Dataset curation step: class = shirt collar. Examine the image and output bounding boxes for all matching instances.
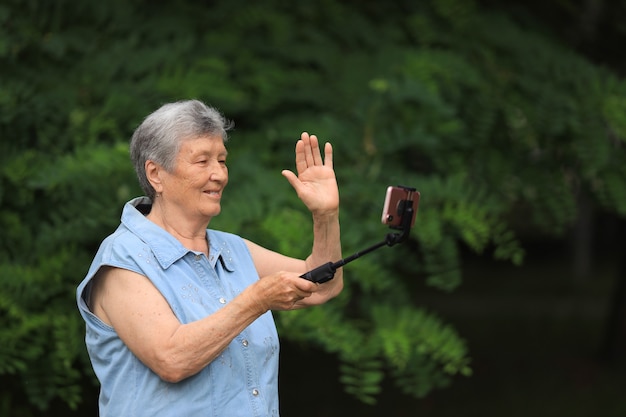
[207,231,236,272]
[122,197,235,271]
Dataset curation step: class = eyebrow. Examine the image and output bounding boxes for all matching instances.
[190,147,228,157]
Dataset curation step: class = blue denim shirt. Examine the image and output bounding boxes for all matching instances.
[77,197,280,417]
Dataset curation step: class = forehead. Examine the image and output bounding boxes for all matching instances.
[178,135,227,155]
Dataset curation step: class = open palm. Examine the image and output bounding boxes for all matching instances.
[282,132,339,215]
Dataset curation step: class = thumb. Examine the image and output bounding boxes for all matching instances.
[281,170,301,191]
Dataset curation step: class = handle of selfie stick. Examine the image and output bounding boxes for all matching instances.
[300,262,337,284]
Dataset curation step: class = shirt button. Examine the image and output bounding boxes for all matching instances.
[252,389,259,396]
[219,297,226,304]
[194,254,201,261]
[242,339,249,347]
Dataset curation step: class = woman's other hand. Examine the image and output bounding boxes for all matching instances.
[248,271,320,311]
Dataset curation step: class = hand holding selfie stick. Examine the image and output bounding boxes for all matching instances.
[301,186,419,284]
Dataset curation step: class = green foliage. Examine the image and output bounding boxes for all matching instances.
[1,0,625,412]
[0,250,86,411]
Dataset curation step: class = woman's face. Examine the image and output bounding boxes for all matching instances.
[159,135,228,221]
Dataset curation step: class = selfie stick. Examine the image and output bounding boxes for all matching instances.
[300,189,416,284]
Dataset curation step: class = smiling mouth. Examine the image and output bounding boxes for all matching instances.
[205,190,221,197]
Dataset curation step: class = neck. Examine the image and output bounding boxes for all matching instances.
[147,201,210,255]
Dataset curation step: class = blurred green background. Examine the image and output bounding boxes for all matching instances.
[1,0,625,415]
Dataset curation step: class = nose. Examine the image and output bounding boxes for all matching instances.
[209,162,228,182]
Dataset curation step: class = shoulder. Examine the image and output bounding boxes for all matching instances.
[208,229,249,252]
[81,225,154,289]
[99,227,149,264]
[207,228,242,241]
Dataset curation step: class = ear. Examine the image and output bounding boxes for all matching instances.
[145,160,164,194]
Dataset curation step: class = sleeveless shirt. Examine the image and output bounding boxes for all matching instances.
[76,197,280,417]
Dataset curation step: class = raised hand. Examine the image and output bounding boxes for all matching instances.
[281,132,339,216]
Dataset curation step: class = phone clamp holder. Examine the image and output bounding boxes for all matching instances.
[300,186,417,284]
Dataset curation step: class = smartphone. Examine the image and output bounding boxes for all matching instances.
[381,186,420,228]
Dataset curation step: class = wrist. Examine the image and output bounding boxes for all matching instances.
[311,208,339,223]
[241,284,270,316]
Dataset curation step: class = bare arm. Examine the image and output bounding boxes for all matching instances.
[89,265,319,382]
[247,132,343,306]
[245,233,342,307]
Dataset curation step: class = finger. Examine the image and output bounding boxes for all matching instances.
[281,169,301,192]
[309,135,323,166]
[301,132,315,167]
[293,139,308,174]
[324,142,333,169]
[294,291,311,301]
[294,278,319,293]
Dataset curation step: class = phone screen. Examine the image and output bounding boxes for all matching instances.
[381,186,420,228]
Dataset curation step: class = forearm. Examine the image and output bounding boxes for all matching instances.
[304,210,343,300]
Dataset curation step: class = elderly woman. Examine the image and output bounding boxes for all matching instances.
[76,99,343,417]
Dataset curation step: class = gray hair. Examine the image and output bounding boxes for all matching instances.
[130,99,233,200]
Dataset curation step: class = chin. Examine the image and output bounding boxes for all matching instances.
[203,205,221,218]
